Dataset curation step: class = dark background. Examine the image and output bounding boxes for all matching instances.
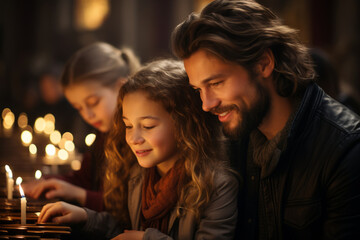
[0,0,359,119]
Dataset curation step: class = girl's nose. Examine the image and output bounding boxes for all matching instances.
[128,129,145,145]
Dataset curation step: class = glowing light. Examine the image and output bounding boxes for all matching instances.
[64,141,75,152]
[58,149,69,161]
[5,165,11,175]
[29,144,37,155]
[3,112,15,129]
[35,170,42,180]
[45,144,56,156]
[19,184,25,197]
[62,132,74,141]
[44,120,55,134]
[16,177,23,185]
[58,138,67,149]
[44,113,55,123]
[71,159,81,171]
[85,133,96,146]
[17,113,28,128]
[34,117,46,133]
[75,0,109,30]
[50,130,62,145]
[21,130,33,145]
[2,108,11,119]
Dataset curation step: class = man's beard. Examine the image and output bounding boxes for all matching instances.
[213,81,270,139]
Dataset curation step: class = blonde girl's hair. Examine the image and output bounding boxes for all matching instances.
[104,59,227,222]
[61,42,141,88]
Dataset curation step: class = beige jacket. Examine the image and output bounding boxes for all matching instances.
[83,164,239,240]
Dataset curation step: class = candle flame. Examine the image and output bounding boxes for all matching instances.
[5,165,13,178]
[19,184,25,197]
[16,177,23,185]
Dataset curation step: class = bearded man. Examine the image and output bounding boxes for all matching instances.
[172,0,360,239]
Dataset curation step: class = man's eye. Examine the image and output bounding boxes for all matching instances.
[210,81,222,87]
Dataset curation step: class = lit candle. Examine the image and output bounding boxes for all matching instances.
[5,165,14,199]
[19,184,27,225]
[16,177,23,185]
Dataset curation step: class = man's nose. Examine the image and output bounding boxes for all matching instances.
[201,90,220,112]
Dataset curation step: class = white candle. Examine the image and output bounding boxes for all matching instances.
[19,184,27,225]
[5,165,14,200]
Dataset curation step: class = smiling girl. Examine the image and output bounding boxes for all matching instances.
[38,59,238,240]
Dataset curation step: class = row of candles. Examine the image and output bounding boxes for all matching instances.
[4,165,39,225]
[1,107,96,226]
[1,108,97,170]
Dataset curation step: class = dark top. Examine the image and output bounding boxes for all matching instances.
[48,132,105,211]
[231,83,360,239]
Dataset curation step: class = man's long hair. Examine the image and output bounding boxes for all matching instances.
[172,0,315,97]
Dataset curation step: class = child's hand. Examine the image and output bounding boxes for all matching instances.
[111,230,145,240]
[38,201,87,224]
[23,179,86,206]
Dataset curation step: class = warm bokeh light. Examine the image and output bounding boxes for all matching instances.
[34,117,46,133]
[2,108,11,119]
[85,133,96,146]
[50,130,62,145]
[58,138,66,149]
[45,144,56,156]
[64,140,75,152]
[29,144,37,155]
[44,120,55,134]
[75,0,109,30]
[3,111,15,129]
[35,170,42,180]
[17,113,28,128]
[16,177,23,185]
[71,159,82,171]
[44,113,55,123]
[58,149,69,161]
[21,130,33,145]
[62,132,74,141]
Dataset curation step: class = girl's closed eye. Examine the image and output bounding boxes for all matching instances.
[86,96,100,107]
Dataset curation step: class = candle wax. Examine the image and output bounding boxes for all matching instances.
[7,178,14,200]
[21,196,27,225]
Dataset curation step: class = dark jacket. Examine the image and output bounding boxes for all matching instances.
[233,83,360,239]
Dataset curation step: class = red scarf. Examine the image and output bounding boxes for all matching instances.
[141,161,185,233]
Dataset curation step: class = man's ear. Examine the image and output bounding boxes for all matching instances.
[257,49,275,78]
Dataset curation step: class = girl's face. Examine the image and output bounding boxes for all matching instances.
[122,91,179,176]
[64,80,119,133]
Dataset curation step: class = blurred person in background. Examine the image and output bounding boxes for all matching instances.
[23,42,141,211]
